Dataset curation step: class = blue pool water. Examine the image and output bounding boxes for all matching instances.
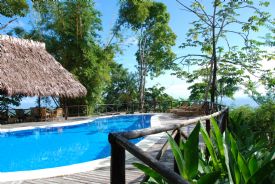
[0,115,151,172]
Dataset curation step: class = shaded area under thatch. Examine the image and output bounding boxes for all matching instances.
[0,35,87,98]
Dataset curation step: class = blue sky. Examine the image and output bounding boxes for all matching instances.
[1,0,274,108]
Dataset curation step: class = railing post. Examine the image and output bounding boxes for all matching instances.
[224,108,229,131]
[65,106,68,120]
[205,102,211,135]
[174,129,181,174]
[109,134,125,184]
[78,105,80,117]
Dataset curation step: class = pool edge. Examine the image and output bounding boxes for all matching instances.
[0,113,164,182]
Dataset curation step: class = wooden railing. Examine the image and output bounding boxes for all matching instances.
[65,105,89,117]
[0,105,89,123]
[108,102,228,184]
[95,100,217,114]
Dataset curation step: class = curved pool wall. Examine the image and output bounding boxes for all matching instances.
[0,114,152,172]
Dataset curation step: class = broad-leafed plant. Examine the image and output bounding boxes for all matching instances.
[133,118,274,183]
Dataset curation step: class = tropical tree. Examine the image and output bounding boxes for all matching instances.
[11,1,116,110]
[174,0,273,105]
[103,63,138,104]
[245,20,275,104]
[0,0,29,109]
[0,92,23,111]
[0,0,28,31]
[145,84,174,111]
[117,0,176,111]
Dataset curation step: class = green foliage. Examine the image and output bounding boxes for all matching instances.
[118,0,176,110]
[134,118,275,183]
[103,63,138,104]
[229,102,274,154]
[144,85,174,112]
[245,70,275,105]
[0,0,29,30]
[174,0,272,102]
[118,0,153,29]
[224,130,275,184]
[0,94,23,110]
[188,83,208,101]
[0,0,28,18]
[13,1,116,109]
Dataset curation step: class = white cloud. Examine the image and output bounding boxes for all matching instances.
[165,84,190,99]
[146,71,190,99]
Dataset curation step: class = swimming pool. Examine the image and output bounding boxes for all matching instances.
[0,114,151,172]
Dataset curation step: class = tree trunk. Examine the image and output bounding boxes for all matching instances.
[138,30,147,113]
[210,2,218,108]
[204,58,213,102]
[139,70,145,112]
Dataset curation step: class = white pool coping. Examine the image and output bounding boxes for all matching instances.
[0,114,165,182]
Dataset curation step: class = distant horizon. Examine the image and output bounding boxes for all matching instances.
[13,95,258,110]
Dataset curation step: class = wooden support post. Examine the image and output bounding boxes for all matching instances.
[174,129,181,174]
[109,135,125,184]
[224,109,229,131]
[206,119,211,135]
[38,97,41,121]
[77,105,80,116]
[64,98,68,120]
[65,106,68,120]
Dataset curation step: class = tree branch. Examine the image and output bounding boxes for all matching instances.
[194,0,213,24]
[0,18,17,30]
[223,30,247,40]
[176,0,212,27]
[173,54,211,62]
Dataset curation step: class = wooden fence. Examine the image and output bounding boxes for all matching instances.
[108,102,229,184]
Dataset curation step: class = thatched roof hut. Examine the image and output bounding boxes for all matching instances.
[0,35,87,98]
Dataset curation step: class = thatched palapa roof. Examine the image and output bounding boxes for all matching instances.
[0,35,87,98]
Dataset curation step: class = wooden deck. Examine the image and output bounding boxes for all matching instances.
[1,114,197,184]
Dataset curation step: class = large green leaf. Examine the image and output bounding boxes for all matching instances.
[246,159,275,184]
[229,133,238,161]
[183,123,200,179]
[210,117,224,159]
[197,172,221,184]
[200,122,219,169]
[167,133,186,179]
[248,157,258,175]
[237,152,251,182]
[133,163,167,184]
[234,164,241,184]
[224,131,235,184]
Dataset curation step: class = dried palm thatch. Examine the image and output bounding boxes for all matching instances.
[0,35,87,98]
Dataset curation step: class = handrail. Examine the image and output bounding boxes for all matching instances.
[95,100,226,114]
[65,105,88,117]
[119,108,227,139]
[108,102,229,184]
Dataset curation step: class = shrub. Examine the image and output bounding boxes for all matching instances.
[134,118,275,184]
